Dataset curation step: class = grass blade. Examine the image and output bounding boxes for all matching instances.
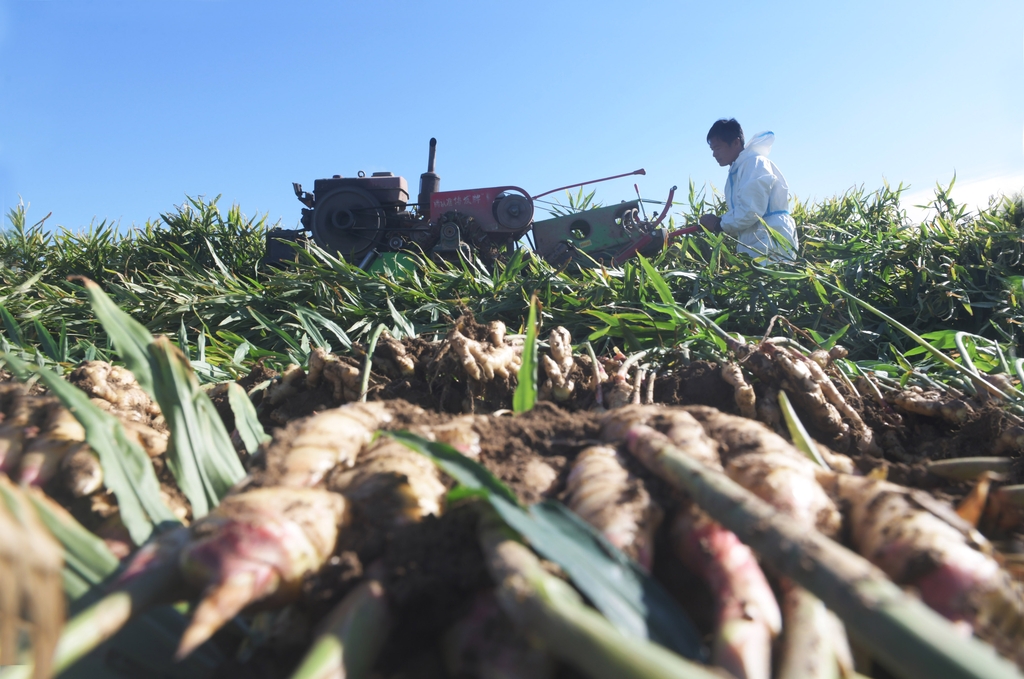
[150,337,245,518]
[294,308,352,352]
[478,508,718,679]
[32,319,60,362]
[77,278,157,396]
[927,457,1013,480]
[819,279,1020,403]
[247,306,302,353]
[0,303,24,346]
[22,487,120,588]
[232,341,251,366]
[387,297,415,339]
[178,318,190,362]
[58,318,69,363]
[528,500,705,658]
[513,293,540,413]
[360,324,386,402]
[227,382,270,455]
[778,390,829,469]
[637,254,675,305]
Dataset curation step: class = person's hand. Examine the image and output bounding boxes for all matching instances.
[699,214,722,233]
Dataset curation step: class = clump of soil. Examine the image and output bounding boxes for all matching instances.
[375,503,491,675]
[856,400,1021,504]
[469,402,602,503]
[654,360,735,412]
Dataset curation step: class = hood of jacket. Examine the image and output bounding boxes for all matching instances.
[733,131,775,167]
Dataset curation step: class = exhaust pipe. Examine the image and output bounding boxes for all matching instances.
[418,137,440,219]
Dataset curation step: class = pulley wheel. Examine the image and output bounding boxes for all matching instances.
[617,207,640,227]
[311,186,385,260]
[492,193,534,231]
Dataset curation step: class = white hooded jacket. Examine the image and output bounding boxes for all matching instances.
[720,131,797,261]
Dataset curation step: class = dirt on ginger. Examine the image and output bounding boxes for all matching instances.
[306,348,363,402]
[374,333,417,377]
[887,388,973,425]
[69,361,161,420]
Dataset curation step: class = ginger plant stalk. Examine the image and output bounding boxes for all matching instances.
[289,576,392,679]
[477,508,721,679]
[776,582,843,679]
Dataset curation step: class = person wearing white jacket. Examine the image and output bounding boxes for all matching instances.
[699,119,798,261]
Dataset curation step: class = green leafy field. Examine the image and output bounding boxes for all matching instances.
[2,181,1022,390]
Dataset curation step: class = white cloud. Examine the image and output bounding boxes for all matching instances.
[901,172,1024,223]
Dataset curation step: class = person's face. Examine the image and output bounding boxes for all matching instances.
[709,136,743,167]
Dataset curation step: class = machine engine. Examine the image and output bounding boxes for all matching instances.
[265,138,676,269]
[267,138,534,268]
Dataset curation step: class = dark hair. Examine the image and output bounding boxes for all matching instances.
[707,118,744,146]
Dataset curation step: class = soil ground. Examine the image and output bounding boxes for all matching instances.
[4,339,1024,678]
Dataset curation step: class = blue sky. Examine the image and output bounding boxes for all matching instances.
[1,1,1022,233]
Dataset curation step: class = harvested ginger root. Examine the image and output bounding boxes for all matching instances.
[720,362,756,419]
[672,504,781,679]
[258,401,392,488]
[541,326,576,402]
[330,435,446,526]
[817,472,1024,668]
[564,444,661,569]
[174,486,347,659]
[450,320,522,382]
